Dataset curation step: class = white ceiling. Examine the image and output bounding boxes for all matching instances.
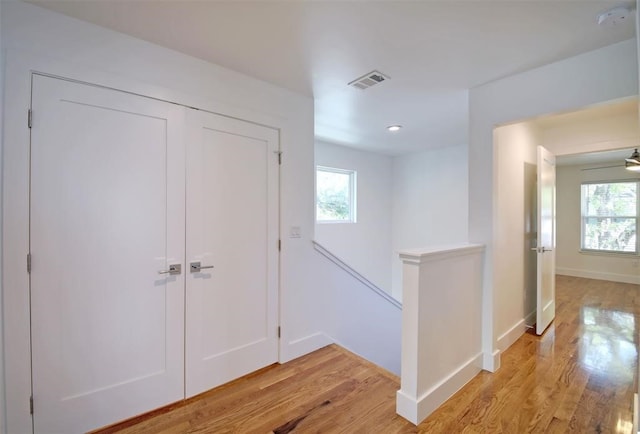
[28,0,636,155]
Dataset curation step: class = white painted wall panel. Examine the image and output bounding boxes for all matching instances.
[493,122,538,350]
[541,109,638,157]
[313,247,402,375]
[391,145,469,298]
[315,141,393,292]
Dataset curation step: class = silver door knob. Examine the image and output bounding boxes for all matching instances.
[190,261,214,273]
[158,264,181,275]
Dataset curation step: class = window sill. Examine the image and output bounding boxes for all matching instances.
[579,249,639,258]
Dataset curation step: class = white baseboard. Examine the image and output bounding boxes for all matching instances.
[497,319,526,352]
[396,352,483,425]
[279,332,333,363]
[482,349,500,372]
[557,267,640,285]
[525,310,536,327]
[327,335,401,376]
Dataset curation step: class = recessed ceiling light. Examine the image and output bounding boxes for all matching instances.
[387,125,402,132]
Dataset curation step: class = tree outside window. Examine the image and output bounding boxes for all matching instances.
[316,166,356,223]
[581,181,638,253]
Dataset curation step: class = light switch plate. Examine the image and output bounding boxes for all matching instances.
[289,226,301,238]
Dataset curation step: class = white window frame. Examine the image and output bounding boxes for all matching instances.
[315,166,357,224]
[580,180,639,255]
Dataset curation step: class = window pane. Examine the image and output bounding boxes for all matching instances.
[583,217,637,252]
[316,169,352,221]
[584,182,637,216]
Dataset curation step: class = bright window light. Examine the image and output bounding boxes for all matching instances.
[316,166,357,223]
[581,181,638,253]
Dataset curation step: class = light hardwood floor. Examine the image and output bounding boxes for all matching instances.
[95,276,639,433]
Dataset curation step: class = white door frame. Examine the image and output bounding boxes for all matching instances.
[2,51,283,434]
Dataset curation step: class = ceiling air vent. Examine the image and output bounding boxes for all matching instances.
[348,70,390,90]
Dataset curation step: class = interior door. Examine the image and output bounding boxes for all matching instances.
[185,109,279,397]
[536,145,556,335]
[30,75,186,433]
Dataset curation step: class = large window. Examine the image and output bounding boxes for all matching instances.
[316,166,356,223]
[581,181,638,253]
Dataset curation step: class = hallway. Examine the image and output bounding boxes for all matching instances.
[422,275,639,433]
[96,276,640,433]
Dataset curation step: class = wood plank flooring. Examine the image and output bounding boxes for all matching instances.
[95,276,640,433]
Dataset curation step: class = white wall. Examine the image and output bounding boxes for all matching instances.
[556,163,640,284]
[391,145,469,298]
[1,2,320,432]
[312,245,401,375]
[493,122,538,351]
[469,38,638,371]
[540,107,638,157]
[315,141,393,291]
[1,4,408,433]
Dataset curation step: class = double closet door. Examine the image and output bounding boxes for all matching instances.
[29,75,279,433]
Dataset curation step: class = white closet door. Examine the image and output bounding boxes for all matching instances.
[30,75,186,433]
[185,109,279,397]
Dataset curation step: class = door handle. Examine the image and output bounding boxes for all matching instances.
[190,261,214,273]
[530,247,553,253]
[158,264,181,275]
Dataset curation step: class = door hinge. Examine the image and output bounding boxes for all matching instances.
[30,396,33,414]
[27,253,31,274]
[278,239,281,251]
[278,326,281,338]
[28,109,33,129]
[278,152,282,165]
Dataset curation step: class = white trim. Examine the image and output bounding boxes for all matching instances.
[279,332,333,364]
[312,241,402,309]
[482,349,501,372]
[578,249,640,258]
[396,353,483,425]
[557,267,640,285]
[398,243,485,264]
[525,309,536,328]
[497,319,526,352]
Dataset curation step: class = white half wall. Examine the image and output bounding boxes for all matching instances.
[469,38,638,372]
[391,145,469,298]
[396,244,484,425]
[556,163,640,284]
[315,141,393,291]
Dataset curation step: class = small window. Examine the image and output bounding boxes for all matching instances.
[581,181,638,253]
[316,166,356,223]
